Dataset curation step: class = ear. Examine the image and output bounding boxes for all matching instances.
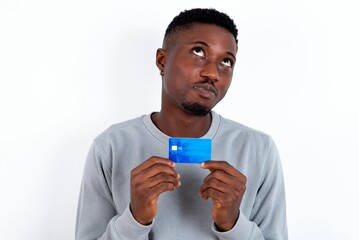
[156,48,166,72]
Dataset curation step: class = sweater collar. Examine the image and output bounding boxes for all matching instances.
[142,111,221,144]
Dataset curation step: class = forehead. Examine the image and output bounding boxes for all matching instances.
[165,23,237,54]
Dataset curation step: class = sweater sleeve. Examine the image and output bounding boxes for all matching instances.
[75,142,153,240]
[213,137,288,240]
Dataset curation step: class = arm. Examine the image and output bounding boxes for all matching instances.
[130,156,181,225]
[76,142,181,240]
[75,142,152,240]
[200,161,246,232]
[201,138,288,240]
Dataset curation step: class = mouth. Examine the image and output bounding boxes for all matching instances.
[192,83,218,99]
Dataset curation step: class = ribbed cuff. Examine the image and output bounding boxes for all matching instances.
[114,205,154,240]
[213,213,254,240]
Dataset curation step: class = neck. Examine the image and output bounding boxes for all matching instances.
[151,110,212,138]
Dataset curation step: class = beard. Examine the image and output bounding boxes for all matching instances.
[181,102,211,116]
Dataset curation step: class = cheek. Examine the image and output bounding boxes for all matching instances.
[219,73,233,88]
[217,76,232,98]
[174,60,200,77]
[162,73,188,97]
[166,63,198,90]
[167,52,202,76]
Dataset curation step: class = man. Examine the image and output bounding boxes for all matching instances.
[76,8,288,240]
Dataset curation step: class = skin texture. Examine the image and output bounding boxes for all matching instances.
[200,161,246,231]
[154,23,237,137]
[130,157,180,225]
[130,23,246,231]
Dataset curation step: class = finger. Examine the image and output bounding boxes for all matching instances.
[146,173,181,189]
[200,187,225,201]
[147,182,180,200]
[201,161,245,179]
[200,176,232,194]
[200,177,244,203]
[131,156,176,176]
[135,163,180,182]
[203,169,245,186]
[131,165,180,192]
[132,174,181,199]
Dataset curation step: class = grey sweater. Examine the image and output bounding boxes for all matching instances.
[76,112,288,239]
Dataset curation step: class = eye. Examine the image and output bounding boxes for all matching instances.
[192,47,205,57]
[222,58,233,68]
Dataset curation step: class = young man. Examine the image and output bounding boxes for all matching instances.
[76,8,288,240]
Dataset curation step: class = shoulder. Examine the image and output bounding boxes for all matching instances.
[93,115,146,150]
[216,114,280,168]
[102,116,144,136]
[215,113,279,160]
[218,114,272,144]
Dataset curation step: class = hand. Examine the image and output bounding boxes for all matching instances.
[200,161,246,231]
[130,156,180,225]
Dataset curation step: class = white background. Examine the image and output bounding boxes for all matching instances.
[1,0,358,239]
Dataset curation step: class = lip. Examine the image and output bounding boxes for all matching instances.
[193,83,218,99]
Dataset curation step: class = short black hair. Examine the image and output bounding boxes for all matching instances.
[164,8,238,44]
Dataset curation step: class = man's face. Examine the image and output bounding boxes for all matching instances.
[157,23,237,116]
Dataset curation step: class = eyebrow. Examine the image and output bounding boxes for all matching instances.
[190,41,236,60]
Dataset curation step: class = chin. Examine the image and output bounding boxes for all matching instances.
[181,102,212,116]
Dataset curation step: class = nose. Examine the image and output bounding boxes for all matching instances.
[199,62,219,83]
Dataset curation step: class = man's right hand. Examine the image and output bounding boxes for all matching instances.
[130,156,181,225]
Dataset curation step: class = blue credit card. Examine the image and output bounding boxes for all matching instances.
[169,138,212,164]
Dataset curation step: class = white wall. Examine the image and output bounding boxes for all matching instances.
[1,0,358,239]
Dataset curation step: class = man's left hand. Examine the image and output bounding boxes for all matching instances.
[200,161,247,232]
